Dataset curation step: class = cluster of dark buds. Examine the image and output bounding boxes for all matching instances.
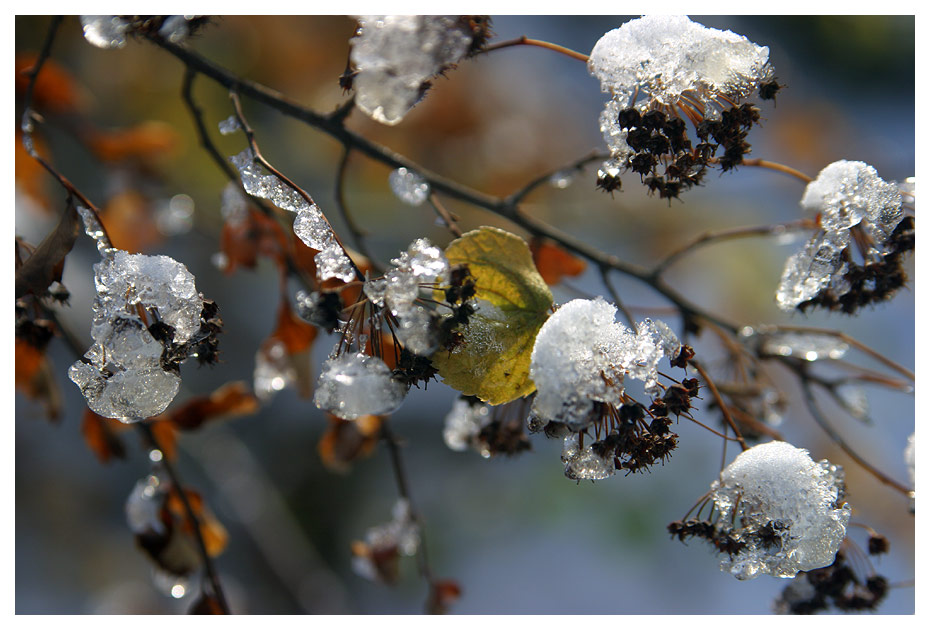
[773,548,890,614]
[667,518,747,556]
[798,215,915,314]
[600,81,775,200]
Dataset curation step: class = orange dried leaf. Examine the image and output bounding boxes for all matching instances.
[166,381,260,431]
[88,121,180,163]
[15,131,52,211]
[221,208,288,275]
[427,579,463,615]
[530,237,587,285]
[167,488,229,558]
[16,54,82,114]
[99,190,161,253]
[15,338,62,421]
[272,298,317,354]
[318,414,383,473]
[81,408,128,463]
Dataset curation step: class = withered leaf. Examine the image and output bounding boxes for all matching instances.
[530,236,587,285]
[318,413,383,473]
[165,381,259,431]
[14,199,80,299]
[81,408,128,463]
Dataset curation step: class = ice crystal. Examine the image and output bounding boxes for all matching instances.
[156,194,194,236]
[350,16,475,125]
[905,433,915,489]
[314,353,406,419]
[758,332,849,361]
[529,298,681,427]
[253,340,295,402]
[81,16,131,49]
[218,115,240,136]
[776,161,905,311]
[68,251,204,421]
[230,149,354,282]
[389,168,430,206]
[443,398,492,453]
[561,433,615,481]
[125,475,167,535]
[549,169,576,189]
[158,15,195,43]
[710,441,850,580]
[835,384,869,422]
[220,182,249,226]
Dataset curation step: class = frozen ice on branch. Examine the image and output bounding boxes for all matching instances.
[230,148,355,283]
[349,16,488,125]
[68,250,207,421]
[314,353,406,420]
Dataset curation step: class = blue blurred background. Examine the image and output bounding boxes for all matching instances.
[15,15,914,614]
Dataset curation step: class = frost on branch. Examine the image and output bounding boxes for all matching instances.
[230,148,354,283]
[588,15,775,197]
[708,441,850,580]
[351,499,420,583]
[349,16,485,125]
[776,160,912,313]
[68,246,208,421]
[443,397,492,453]
[313,353,406,420]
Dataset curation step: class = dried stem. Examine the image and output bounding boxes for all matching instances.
[482,36,590,63]
[380,422,435,584]
[691,360,748,451]
[428,193,463,237]
[651,218,818,278]
[799,379,909,496]
[333,146,381,272]
[738,158,813,183]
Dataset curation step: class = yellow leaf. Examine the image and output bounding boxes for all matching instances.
[433,227,553,404]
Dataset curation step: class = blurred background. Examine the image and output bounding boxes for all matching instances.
[15,15,915,614]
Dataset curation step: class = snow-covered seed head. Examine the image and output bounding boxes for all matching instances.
[588,16,774,196]
[529,297,681,429]
[313,353,406,419]
[776,160,910,312]
[710,441,850,580]
[589,15,773,114]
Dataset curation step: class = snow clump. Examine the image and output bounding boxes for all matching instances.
[314,353,406,419]
[710,441,850,580]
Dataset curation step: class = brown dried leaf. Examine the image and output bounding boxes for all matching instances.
[148,418,179,461]
[189,592,226,614]
[14,199,80,299]
[15,338,62,421]
[15,131,52,212]
[165,382,260,432]
[530,236,587,286]
[272,298,318,355]
[81,408,128,463]
[318,413,383,473]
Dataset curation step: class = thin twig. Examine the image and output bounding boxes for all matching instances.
[691,360,748,451]
[137,422,232,614]
[482,36,590,63]
[427,194,463,237]
[651,218,817,278]
[737,158,813,183]
[333,146,381,271]
[505,150,607,206]
[380,422,434,583]
[598,266,634,329]
[799,379,909,496]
